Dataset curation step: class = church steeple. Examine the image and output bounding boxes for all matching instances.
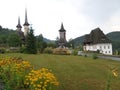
[23,8,29,26]
[58,22,67,47]
[59,22,66,32]
[16,17,22,29]
[23,8,30,36]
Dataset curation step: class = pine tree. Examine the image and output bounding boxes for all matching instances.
[24,27,37,54]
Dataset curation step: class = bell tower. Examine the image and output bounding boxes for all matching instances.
[58,23,67,48]
[23,8,29,36]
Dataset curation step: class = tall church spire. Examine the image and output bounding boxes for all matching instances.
[23,8,29,26]
[23,8,30,36]
[61,22,64,30]
[16,16,22,29]
[59,22,66,32]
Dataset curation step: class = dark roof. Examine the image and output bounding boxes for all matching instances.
[23,9,29,26]
[59,23,66,32]
[23,22,29,26]
[84,28,111,44]
[16,17,22,28]
[16,24,22,28]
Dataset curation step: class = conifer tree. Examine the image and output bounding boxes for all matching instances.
[24,26,37,54]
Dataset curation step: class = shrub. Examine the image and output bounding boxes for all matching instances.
[73,50,78,55]
[0,57,59,90]
[19,46,26,53]
[0,57,33,90]
[92,54,98,59]
[44,47,53,54]
[24,68,59,90]
[0,48,5,54]
[53,48,71,55]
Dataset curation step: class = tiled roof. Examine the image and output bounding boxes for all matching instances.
[59,23,66,32]
[84,28,111,44]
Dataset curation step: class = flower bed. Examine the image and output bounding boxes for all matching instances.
[0,57,59,90]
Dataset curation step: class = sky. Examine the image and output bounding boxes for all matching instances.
[0,0,120,40]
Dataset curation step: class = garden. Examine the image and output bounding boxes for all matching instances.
[0,53,120,90]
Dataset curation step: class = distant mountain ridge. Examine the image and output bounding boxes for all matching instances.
[106,31,120,42]
[43,38,54,43]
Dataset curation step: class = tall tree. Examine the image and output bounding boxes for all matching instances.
[24,27,37,54]
[36,34,47,53]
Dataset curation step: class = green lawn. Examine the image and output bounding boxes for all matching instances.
[1,53,120,90]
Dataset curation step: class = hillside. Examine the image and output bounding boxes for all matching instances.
[0,26,53,45]
[72,35,85,47]
[106,31,120,51]
[106,31,120,42]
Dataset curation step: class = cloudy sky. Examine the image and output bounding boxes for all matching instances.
[0,0,120,40]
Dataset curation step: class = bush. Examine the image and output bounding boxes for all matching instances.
[19,47,26,53]
[92,54,98,59]
[53,48,71,55]
[44,47,53,54]
[0,48,5,54]
[0,57,59,90]
[73,50,78,55]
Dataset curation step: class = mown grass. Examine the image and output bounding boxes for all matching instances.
[1,53,120,90]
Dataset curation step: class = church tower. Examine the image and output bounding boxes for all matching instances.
[16,17,22,31]
[58,23,67,48]
[16,17,25,42]
[23,9,29,36]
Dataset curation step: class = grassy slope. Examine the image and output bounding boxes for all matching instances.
[1,53,120,90]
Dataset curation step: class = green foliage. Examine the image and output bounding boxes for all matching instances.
[2,53,120,90]
[44,47,53,54]
[47,42,56,48]
[72,49,78,55]
[71,35,85,48]
[7,33,21,47]
[67,38,75,49]
[0,56,59,90]
[36,34,47,53]
[24,27,37,54]
[0,26,16,47]
[19,46,26,53]
[92,53,98,59]
[0,57,33,90]
[0,48,5,53]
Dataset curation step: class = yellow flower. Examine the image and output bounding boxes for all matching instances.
[112,69,118,77]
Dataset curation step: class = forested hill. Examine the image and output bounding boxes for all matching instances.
[106,31,120,42]
[0,26,52,46]
[106,31,120,51]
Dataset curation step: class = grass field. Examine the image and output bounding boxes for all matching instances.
[1,53,120,90]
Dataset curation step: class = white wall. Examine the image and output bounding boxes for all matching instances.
[59,32,66,39]
[84,43,113,55]
[24,26,29,36]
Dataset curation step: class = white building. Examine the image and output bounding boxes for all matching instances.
[83,28,113,55]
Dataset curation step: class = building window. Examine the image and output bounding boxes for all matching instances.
[109,51,111,53]
[100,46,102,49]
[105,51,107,53]
[108,46,110,49]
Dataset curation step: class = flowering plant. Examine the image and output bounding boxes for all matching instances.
[0,57,59,90]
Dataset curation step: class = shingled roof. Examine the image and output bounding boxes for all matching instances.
[59,23,66,32]
[84,28,111,44]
